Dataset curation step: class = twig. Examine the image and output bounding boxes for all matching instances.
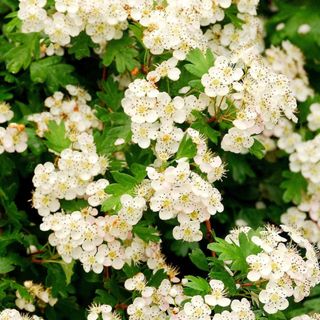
[207,116,216,123]
[103,266,109,280]
[102,66,107,81]
[115,303,128,310]
[205,219,216,257]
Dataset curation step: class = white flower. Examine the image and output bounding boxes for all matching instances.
[147,57,181,82]
[237,0,259,15]
[87,303,113,320]
[131,122,159,149]
[183,295,211,320]
[307,103,320,131]
[298,24,311,35]
[32,162,57,192]
[259,283,289,314]
[3,125,28,153]
[122,93,158,124]
[201,56,243,97]
[155,128,184,160]
[80,249,104,274]
[0,102,14,123]
[118,194,146,225]
[172,221,202,242]
[32,190,60,216]
[127,297,148,319]
[98,241,125,270]
[246,253,272,282]
[0,309,23,320]
[124,273,146,291]
[221,128,254,154]
[204,279,230,307]
[86,179,109,207]
[230,298,255,320]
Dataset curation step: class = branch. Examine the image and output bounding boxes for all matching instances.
[205,219,216,257]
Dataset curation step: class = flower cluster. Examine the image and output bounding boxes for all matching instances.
[147,159,223,241]
[18,0,128,47]
[18,0,260,59]
[125,275,185,319]
[264,41,313,102]
[87,303,120,320]
[11,0,320,319]
[281,207,320,246]
[15,281,57,313]
[205,13,264,57]
[122,78,210,160]
[307,103,320,132]
[292,315,320,320]
[123,272,257,320]
[0,309,43,320]
[28,85,101,142]
[201,53,297,154]
[32,142,108,216]
[261,109,320,247]
[0,102,28,154]
[289,135,320,184]
[32,138,160,272]
[244,225,320,314]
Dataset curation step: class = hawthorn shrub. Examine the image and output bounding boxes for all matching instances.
[0,0,320,319]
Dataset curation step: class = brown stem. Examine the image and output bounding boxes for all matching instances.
[103,266,110,280]
[31,258,44,264]
[102,66,107,81]
[29,250,45,256]
[207,116,216,123]
[205,219,216,257]
[115,303,128,310]
[241,282,254,287]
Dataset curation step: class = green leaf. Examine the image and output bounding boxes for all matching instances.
[0,87,13,100]
[249,139,266,159]
[60,261,75,286]
[184,276,211,296]
[30,56,77,92]
[128,23,145,47]
[185,48,214,78]
[43,121,71,153]
[148,269,167,287]
[133,223,160,242]
[60,199,88,213]
[208,232,261,273]
[45,263,67,297]
[94,289,117,306]
[189,248,209,271]
[280,171,308,204]
[112,172,137,187]
[3,33,40,73]
[97,77,123,111]
[226,153,255,184]
[170,240,199,257]
[102,34,140,73]
[188,79,204,91]
[94,122,131,156]
[122,263,140,278]
[225,5,245,28]
[130,163,147,181]
[176,135,197,160]
[25,128,47,156]
[0,257,15,273]
[208,258,237,295]
[191,111,220,144]
[68,32,96,59]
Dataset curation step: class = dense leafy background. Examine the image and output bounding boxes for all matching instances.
[1,0,320,318]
